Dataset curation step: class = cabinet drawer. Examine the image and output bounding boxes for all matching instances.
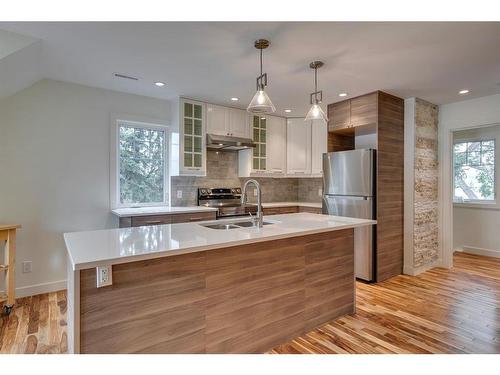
[264,206,299,215]
[131,215,172,227]
[298,206,322,214]
[170,212,216,223]
[350,92,377,127]
[328,100,351,131]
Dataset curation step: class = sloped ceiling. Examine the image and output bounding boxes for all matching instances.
[1,22,500,115]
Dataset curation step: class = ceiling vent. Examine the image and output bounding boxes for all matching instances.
[113,73,139,81]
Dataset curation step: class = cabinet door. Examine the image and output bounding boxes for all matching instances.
[329,100,351,131]
[229,108,250,138]
[350,92,377,127]
[181,99,206,175]
[266,116,286,174]
[251,115,268,172]
[207,104,229,136]
[311,120,327,175]
[286,118,311,175]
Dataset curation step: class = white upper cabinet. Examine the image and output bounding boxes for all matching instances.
[207,104,230,136]
[229,108,250,138]
[266,115,287,174]
[180,98,206,176]
[286,118,312,175]
[207,104,250,138]
[311,120,328,175]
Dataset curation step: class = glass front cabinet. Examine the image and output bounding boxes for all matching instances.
[180,98,206,175]
[251,115,267,172]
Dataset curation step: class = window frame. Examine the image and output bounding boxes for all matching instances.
[110,115,170,209]
[452,137,496,204]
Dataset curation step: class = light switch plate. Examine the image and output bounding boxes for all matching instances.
[96,265,113,288]
[177,190,183,199]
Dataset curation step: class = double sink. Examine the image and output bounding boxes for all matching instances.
[201,219,275,230]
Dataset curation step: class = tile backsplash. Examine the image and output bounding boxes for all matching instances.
[170,151,323,206]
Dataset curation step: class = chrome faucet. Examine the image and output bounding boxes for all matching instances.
[241,179,263,228]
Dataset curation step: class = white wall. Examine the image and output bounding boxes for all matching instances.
[0,79,171,296]
[438,93,500,265]
[452,125,500,257]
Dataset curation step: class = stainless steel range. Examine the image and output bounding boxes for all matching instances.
[197,187,257,219]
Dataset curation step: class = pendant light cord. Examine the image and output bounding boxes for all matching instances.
[260,48,263,88]
[314,66,318,104]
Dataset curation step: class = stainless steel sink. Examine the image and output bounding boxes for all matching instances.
[233,220,273,227]
[203,223,241,230]
[200,220,275,230]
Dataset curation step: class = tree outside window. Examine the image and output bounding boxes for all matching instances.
[118,122,167,205]
[453,139,495,202]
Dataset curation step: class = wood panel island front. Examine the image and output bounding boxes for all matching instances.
[64,213,375,353]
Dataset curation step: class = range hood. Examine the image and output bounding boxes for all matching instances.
[206,134,256,151]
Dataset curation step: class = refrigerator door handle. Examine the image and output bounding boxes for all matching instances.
[324,195,372,201]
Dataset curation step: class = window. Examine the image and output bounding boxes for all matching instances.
[252,115,266,171]
[453,139,495,202]
[114,120,169,207]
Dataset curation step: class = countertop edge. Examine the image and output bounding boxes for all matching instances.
[67,219,375,271]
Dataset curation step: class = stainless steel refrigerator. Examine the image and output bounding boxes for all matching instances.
[322,149,376,282]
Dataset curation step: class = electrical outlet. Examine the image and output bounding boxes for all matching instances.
[22,261,32,273]
[318,188,322,197]
[96,265,113,288]
[177,190,183,199]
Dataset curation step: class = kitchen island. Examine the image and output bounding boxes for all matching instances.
[64,213,375,354]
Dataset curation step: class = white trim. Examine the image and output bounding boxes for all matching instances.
[109,113,170,209]
[403,259,442,276]
[0,279,66,298]
[456,246,500,259]
[403,97,416,274]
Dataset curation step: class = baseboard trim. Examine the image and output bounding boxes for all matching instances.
[456,246,500,259]
[1,279,67,299]
[403,259,442,276]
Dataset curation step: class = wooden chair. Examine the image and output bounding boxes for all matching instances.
[1,224,20,316]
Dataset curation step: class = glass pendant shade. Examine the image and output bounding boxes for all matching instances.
[305,103,328,123]
[247,89,276,114]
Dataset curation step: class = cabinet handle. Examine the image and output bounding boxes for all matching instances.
[145,221,162,224]
[188,217,205,221]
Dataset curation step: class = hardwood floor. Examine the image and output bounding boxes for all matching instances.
[271,253,500,354]
[1,253,499,354]
[0,290,67,354]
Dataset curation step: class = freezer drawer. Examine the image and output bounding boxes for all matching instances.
[322,195,374,281]
[323,149,375,197]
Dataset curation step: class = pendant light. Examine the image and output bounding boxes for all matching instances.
[305,61,328,123]
[247,39,276,114]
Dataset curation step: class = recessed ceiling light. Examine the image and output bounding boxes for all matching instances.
[459,89,469,95]
[339,93,348,97]
[284,109,292,113]
[155,82,165,87]
[231,97,239,101]
[261,117,266,120]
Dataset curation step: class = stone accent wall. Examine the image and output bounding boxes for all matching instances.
[413,98,439,268]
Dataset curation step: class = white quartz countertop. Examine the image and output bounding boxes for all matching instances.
[111,206,218,217]
[64,213,375,271]
[261,202,322,208]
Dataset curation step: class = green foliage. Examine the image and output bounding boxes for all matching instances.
[119,126,165,204]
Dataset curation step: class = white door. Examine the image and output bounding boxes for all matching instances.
[267,116,286,174]
[311,120,327,175]
[207,104,229,136]
[229,108,250,138]
[286,118,311,175]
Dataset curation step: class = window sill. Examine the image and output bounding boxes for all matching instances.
[453,201,500,210]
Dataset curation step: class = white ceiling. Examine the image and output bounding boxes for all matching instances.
[1,22,500,116]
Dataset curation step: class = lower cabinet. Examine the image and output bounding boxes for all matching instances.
[263,206,322,215]
[119,211,216,228]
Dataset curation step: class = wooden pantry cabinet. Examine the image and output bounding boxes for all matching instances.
[327,91,405,282]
